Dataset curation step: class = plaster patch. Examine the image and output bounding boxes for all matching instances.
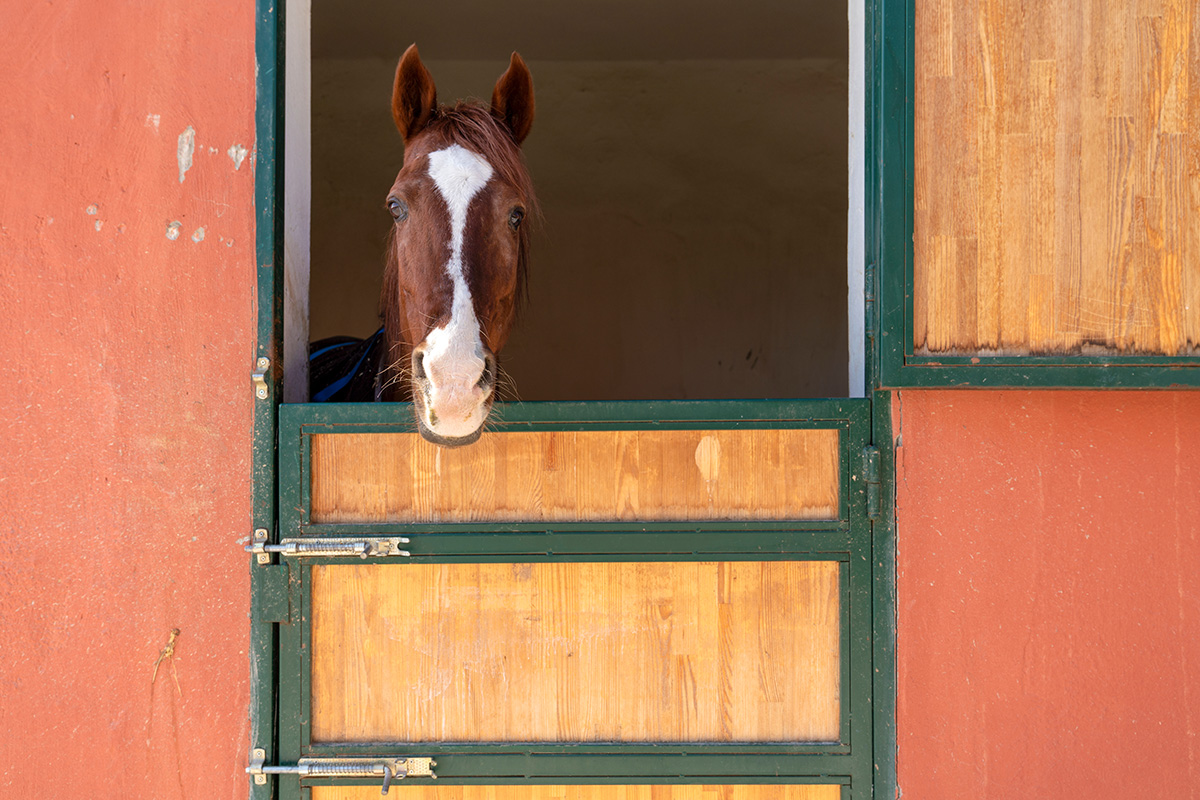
[177,126,195,183]
[227,144,248,170]
[166,221,182,241]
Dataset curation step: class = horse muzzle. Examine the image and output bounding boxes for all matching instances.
[410,345,497,447]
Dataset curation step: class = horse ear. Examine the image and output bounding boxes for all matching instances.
[491,52,534,145]
[392,44,437,142]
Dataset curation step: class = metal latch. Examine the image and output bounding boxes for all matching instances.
[248,749,435,794]
[252,357,271,399]
[246,532,410,562]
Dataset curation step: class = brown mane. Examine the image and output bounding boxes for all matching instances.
[381,101,538,372]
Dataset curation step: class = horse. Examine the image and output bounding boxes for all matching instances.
[310,44,536,448]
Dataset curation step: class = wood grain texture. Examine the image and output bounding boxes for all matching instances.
[310,429,840,523]
[310,562,841,743]
[914,0,1200,355]
[313,786,841,800]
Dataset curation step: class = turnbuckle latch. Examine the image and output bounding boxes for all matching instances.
[247,751,436,795]
[246,534,411,562]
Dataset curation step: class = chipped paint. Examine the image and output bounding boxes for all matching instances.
[94,220,103,232]
[227,143,247,170]
[191,227,206,243]
[144,113,160,130]
[165,220,182,240]
[177,125,195,183]
[85,204,98,215]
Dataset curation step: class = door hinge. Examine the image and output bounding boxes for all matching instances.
[247,749,435,793]
[863,446,881,521]
[252,357,271,400]
[246,535,411,560]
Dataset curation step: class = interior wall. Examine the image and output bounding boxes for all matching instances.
[310,4,849,400]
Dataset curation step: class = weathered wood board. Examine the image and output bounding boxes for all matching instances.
[313,786,842,800]
[310,561,841,743]
[914,0,1200,355]
[311,429,840,523]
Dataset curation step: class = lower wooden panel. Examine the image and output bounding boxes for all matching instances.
[311,562,841,744]
[313,786,842,800]
[310,428,840,523]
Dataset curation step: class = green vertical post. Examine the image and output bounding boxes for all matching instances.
[251,0,285,796]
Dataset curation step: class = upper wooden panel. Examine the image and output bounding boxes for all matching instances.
[310,429,840,523]
[914,0,1200,356]
[310,561,841,744]
[314,787,841,800]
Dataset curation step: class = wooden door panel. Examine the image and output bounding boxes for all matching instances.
[309,429,840,523]
[913,0,1200,356]
[312,786,841,800]
[310,561,841,744]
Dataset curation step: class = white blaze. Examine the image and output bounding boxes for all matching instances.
[422,144,494,436]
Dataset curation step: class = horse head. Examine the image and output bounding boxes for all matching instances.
[380,44,535,447]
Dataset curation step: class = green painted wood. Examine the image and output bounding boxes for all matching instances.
[272,399,875,797]
[871,390,896,800]
[251,0,283,797]
[257,565,292,624]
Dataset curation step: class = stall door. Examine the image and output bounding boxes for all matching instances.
[267,399,878,799]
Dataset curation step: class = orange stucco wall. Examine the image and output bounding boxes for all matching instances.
[895,390,1200,798]
[0,3,256,797]
[5,5,1200,800]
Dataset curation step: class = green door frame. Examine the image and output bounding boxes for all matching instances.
[251,2,897,798]
[270,400,881,799]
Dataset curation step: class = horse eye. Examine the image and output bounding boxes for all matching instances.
[508,208,524,230]
[387,197,408,221]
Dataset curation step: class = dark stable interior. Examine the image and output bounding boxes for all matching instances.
[310,0,849,400]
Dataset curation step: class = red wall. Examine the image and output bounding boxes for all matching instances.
[896,390,1200,799]
[4,6,1199,800]
[0,3,256,797]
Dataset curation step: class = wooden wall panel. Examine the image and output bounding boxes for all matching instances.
[914,0,1200,356]
[310,429,840,523]
[314,786,841,800]
[310,562,841,743]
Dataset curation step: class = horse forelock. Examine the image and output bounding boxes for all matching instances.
[380,101,536,398]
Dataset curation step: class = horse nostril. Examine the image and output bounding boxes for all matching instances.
[412,349,427,381]
[478,354,496,391]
